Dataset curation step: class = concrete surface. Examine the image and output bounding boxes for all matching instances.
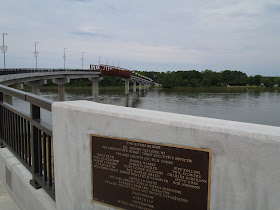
[0,178,19,210]
[52,100,280,210]
[0,148,56,210]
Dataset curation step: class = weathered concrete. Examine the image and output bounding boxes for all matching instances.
[52,100,280,210]
[89,77,103,102]
[52,78,70,101]
[0,178,19,210]
[0,148,56,210]
[25,79,46,95]
[122,78,130,95]
[139,82,142,91]
[10,83,23,90]
[133,81,137,93]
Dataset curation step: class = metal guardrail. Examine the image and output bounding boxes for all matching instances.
[0,84,55,200]
[0,68,91,76]
[90,65,131,78]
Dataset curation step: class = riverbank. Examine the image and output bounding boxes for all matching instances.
[170,86,279,91]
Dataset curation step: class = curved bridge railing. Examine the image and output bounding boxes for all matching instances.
[90,64,131,78]
[0,84,55,200]
[0,67,153,84]
[0,68,89,75]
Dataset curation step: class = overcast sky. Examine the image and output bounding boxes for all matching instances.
[1,0,280,76]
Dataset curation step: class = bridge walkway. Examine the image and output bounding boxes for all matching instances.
[0,178,19,210]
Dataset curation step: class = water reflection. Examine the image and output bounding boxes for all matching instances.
[125,95,129,107]
[131,93,140,108]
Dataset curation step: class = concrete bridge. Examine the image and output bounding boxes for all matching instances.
[0,66,154,102]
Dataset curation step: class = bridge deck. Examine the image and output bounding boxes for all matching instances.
[0,178,19,210]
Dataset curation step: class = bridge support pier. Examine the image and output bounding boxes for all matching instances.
[11,83,23,90]
[25,79,46,95]
[144,83,147,90]
[139,82,142,91]
[122,78,130,95]
[52,78,70,101]
[89,77,103,102]
[133,81,137,93]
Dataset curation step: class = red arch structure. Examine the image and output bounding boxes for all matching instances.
[90,65,131,78]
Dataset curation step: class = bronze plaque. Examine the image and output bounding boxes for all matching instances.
[91,135,211,210]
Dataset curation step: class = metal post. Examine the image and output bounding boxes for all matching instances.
[30,104,41,189]
[63,48,67,70]
[3,34,5,69]
[81,52,85,70]
[34,42,39,70]
[0,91,4,148]
[1,33,8,69]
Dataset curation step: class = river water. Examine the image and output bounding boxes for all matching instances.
[13,88,280,127]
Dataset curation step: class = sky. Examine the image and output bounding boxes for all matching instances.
[0,0,280,76]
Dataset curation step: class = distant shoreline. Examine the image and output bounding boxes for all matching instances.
[24,85,279,92]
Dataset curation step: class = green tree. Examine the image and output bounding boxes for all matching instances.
[254,75,262,86]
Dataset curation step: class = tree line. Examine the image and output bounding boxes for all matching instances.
[137,70,280,88]
[44,70,280,88]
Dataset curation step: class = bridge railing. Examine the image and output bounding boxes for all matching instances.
[0,68,91,76]
[0,84,55,200]
[90,65,131,78]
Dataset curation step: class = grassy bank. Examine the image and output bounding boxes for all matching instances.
[156,86,279,93]
[169,85,277,90]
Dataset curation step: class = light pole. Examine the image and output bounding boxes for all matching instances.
[63,48,67,70]
[1,33,8,69]
[98,56,101,65]
[81,52,85,70]
[34,42,39,70]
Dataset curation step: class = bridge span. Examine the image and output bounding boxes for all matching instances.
[0,66,154,102]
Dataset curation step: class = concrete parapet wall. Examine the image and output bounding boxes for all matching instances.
[0,148,56,210]
[52,100,280,210]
